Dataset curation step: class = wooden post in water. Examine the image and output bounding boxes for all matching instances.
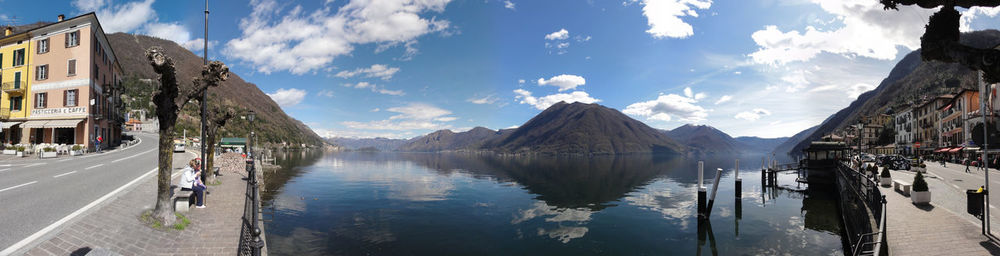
[698,161,707,220]
[735,159,741,198]
[705,168,723,218]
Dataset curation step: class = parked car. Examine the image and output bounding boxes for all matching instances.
[174,143,186,152]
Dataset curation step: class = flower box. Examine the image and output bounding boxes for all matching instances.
[880,177,892,187]
[40,152,57,158]
[16,152,23,157]
[70,150,83,156]
[2,150,14,155]
[911,191,931,204]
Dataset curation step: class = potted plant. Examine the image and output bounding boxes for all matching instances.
[70,145,83,156]
[15,146,25,157]
[880,167,892,187]
[912,171,931,204]
[41,147,57,158]
[1,145,12,155]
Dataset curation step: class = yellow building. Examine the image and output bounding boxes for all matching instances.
[1,26,35,144]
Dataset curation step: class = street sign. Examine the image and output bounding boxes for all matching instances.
[915,142,921,148]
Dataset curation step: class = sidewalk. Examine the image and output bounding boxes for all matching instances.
[17,153,251,256]
[882,169,1000,255]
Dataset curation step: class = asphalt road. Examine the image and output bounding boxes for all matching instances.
[0,132,192,251]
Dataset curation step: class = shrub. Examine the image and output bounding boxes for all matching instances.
[880,167,891,178]
[71,145,82,151]
[15,146,25,152]
[43,147,55,152]
[912,171,929,192]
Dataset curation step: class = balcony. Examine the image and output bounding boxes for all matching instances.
[1,81,26,95]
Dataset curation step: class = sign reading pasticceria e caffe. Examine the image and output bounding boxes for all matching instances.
[31,107,87,117]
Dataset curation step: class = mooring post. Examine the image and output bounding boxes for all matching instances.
[705,168,723,218]
[698,161,706,219]
[735,159,741,198]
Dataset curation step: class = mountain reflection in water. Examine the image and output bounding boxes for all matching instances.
[260,151,844,255]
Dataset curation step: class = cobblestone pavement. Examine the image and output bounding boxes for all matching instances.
[881,170,1000,256]
[16,153,252,256]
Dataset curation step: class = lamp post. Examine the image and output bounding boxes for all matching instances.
[200,0,210,182]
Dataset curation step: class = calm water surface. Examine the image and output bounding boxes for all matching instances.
[261,151,844,255]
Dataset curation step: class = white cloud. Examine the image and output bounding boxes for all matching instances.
[504,0,515,10]
[341,103,456,131]
[714,95,732,105]
[371,108,380,112]
[544,28,569,40]
[638,0,711,39]
[377,89,406,96]
[734,108,771,121]
[225,0,453,74]
[342,82,404,96]
[335,64,400,80]
[513,89,601,110]
[344,82,376,89]
[267,88,307,107]
[467,94,499,105]
[732,71,741,75]
[623,92,709,122]
[318,90,335,98]
[748,1,937,65]
[961,7,1000,32]
[142,22,214,52]
[537,74,586,92]
[518,79,526,84]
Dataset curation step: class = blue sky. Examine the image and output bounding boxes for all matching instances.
[4,0,1000,139]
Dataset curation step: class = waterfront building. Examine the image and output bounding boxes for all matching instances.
[0,13,123,150]
[895,106,914,155]
[939,89,979,149]
[0,24,37,143]
[915,95,952,155]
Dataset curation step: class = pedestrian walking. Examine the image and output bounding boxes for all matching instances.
[965,157,972,173]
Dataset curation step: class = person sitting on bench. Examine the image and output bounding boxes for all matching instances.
[180,159,207,209]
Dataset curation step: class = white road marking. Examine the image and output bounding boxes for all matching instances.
[0,181,38,193]
[84,164,104,170]
[52,171,77,178]
[952,184,961,190]
[111,149,155,163]
[24,163,46,168]
[58,158,73,162]
[0,169,9,172]
[0,168,157,255]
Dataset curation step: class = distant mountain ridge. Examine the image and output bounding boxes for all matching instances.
[395,102,686,155]
[328,137,409,151]
[665,124,787,155]
[777,30,1000,156]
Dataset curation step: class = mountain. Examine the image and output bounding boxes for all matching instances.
[397,127,503,152]
[479,102,685,155]
[665,124,788,155]
[772,125,819,155]
[107,33,324,146]
[778,30,1000,156]
[328,137,409,151]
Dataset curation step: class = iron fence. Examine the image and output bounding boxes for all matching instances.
[837,162,887,256]
[237,156,264,256]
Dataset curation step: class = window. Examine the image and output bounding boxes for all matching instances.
[35,93,47,109]
[12,49,24,66]
[37,38,49,54]
[10,96,21,111]
[66,89,78,107]
[36,65,48,80]
[0,53,3,68]
[68,59,76,76]
[13,72,21,88]
[66,31,80,47]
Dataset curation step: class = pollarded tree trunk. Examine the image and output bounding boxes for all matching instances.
[204,104,236,185]
[146,47,229,225]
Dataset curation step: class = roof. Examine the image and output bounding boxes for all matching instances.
[220,137,247,145]
[0,22,49,41]
[805,141,848,151]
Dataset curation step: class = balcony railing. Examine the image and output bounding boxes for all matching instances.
[1,81,26,94]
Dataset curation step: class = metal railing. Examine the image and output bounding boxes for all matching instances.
[837,162,887,256]
[1,81,25,93]
[237,154,264,255]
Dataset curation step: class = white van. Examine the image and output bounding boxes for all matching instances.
[174,143,186,152]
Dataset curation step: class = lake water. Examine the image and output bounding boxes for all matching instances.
[260,151,845,255]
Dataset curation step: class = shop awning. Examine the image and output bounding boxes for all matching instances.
[1,121,22,129]
[965,147,981,151]
[949,147,964,153]
[20,120,49,128]
[43,119,84,128]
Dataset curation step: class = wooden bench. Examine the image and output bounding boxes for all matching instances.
[173,188,195,212]
[893,179,912,196]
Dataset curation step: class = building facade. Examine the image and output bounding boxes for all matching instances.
[915,95,951,154]
[1,26,34,143]
[0,13,123,150]
[895,106,914,155]
[940,89,979,148]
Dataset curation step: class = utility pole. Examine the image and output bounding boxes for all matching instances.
[201,0,209,182]
[980,70,991,235]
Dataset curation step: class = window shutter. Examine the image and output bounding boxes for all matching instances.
[74,90,79,107]
[34,94,38,109]
[68,60,76,75]
[65,33,69,48]
[64,90,67,107]
[43,93,47,108]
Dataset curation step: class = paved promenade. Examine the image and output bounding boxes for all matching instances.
[14,153,252,256]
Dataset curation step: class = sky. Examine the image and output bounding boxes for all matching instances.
[3,0,1000,139]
